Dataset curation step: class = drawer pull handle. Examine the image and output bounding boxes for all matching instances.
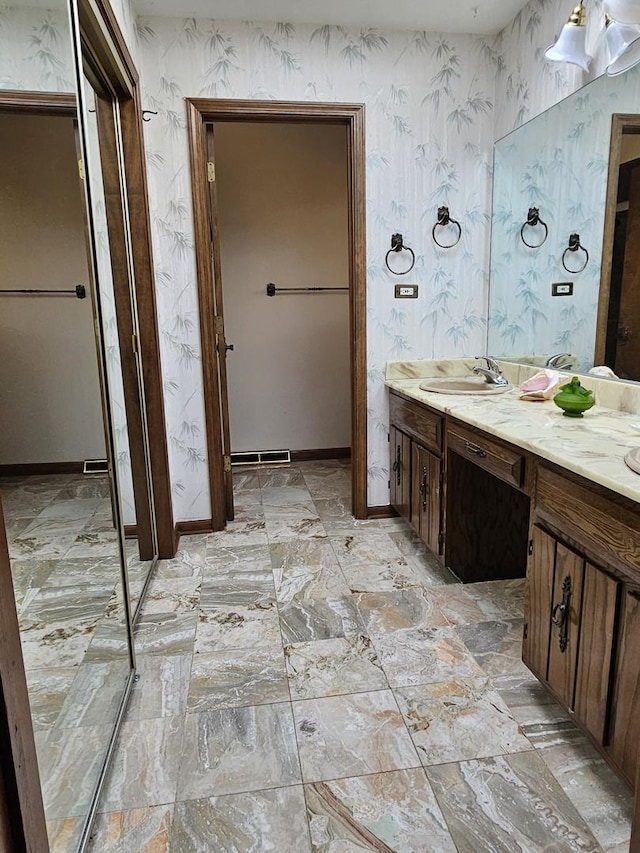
[464,440,487,458]
[551,575,572,653]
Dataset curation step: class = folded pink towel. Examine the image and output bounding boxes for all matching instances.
[519,370,562,401]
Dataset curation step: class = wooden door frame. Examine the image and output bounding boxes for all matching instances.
[73,0,177,558]
[186,98,367,527]
[595,113,640,366]
[0,86,173,560]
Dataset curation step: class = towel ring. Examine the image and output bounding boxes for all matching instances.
[520,207,548,248]
[432,206,461,249]
[561,233,589,273]
[385,233,415,275]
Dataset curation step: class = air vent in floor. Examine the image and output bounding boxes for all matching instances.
[83,459,109,474]
[231,450,291,466]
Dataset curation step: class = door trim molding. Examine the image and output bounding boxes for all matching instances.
[595,113,640,366]
[186,98,368,523]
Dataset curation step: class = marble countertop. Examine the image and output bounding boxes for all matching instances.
[385,359,640,506]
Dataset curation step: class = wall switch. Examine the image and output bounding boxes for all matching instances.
[394,284,419,298]
[552,282,573,296]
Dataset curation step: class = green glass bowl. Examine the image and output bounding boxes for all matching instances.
[553,376,595,418]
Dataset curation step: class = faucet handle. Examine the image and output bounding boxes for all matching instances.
[475,355,500,372]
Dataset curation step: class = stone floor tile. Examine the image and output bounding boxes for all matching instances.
[87,805,173,852]
[292,690,420,782]
[285,636,388,699]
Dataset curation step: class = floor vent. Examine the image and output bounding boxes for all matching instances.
[231,449,291,466]
[83,459,109,475]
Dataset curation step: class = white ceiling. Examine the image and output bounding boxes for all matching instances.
[132,0,531,36]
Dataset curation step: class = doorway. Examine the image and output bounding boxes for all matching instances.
[186,99,367,529]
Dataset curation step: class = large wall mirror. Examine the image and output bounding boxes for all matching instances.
[0,0,158,848]
[488,63,640,381]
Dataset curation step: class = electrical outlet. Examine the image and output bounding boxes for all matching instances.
[394,284,419,298]
[552,282,573,296]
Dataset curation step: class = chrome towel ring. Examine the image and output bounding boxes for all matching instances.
[520,207,548,248]
[385,233,415,275]
[561,233,589,273]
[432,206,461,249]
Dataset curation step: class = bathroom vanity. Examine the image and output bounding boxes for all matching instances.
[386,358,640,790]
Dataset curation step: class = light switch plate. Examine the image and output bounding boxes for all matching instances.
[552,282,573,296]
[394,284,419,298]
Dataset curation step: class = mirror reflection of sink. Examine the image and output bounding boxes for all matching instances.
[418,377,512,395]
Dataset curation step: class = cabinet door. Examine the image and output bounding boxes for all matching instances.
[547,542,584,710]
[389,426,411,520]
[524,527,584,709]
[574,563,618,743]
[523,526,556,680]
[410,442,441,554]
[607,586,640,786]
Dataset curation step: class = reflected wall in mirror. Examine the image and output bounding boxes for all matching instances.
[488,64,640,377]
[0,0,159,848]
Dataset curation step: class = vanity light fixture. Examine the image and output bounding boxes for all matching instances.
[561,233,589,273]
[605,12,640,74]
[604,0,640,25]
[606,16,640,72]
[544,1,592,72]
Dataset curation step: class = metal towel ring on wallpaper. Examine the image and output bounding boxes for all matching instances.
[432,207,462,249]
[520,207,548,248]
[561,233,589,273]
[385,233,416,275]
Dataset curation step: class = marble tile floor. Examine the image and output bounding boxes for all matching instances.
[0,472,139,836]
[75,461,631,852]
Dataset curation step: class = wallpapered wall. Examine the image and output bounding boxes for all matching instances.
[490,66,640,369]
[134,16,499,516]
[0,4,136,522]
[5,0,634,517]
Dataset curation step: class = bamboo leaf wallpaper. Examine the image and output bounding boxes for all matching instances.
[5,0,637,519]
[134,16,498,516]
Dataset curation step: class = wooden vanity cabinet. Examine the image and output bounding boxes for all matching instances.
[410,442,442,555]
[389,391,443,550]
[445,422,530,583]
[526,464,640,787]
[389,425,411,521]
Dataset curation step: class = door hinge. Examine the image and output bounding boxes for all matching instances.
[78,158,85,181]
[387,432,390,442]
[438,531,444,548]
[214,316,224,335]
[387,479,390,490]
[132,333,139,354]
[523,622,528,640]
[207,161,216,183]
[223,455,232,473]
[528,538,534,556]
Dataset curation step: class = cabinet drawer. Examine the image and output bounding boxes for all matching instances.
[389,392,442,455]
[536,466,640,577]
[447,423,524,490]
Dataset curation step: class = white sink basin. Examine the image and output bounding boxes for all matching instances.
[418,376,512,395]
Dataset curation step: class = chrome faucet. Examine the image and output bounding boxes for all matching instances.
[546,352,573,370]
[473,356,509,386]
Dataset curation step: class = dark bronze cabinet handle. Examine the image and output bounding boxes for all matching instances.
[392,445,401,486]
[419,466,428,511]
[465,440,487,458]
[551,575,572,653]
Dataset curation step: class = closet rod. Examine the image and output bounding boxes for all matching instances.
[266,282,348,296]
[0,285,86,299]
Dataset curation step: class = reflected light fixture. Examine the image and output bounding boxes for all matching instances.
[606,13,640,74]
[604,0,640,25]
[544,1,592,72]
